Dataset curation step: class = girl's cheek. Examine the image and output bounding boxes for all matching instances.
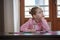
[36,14,40,16]
[37,14,42,17]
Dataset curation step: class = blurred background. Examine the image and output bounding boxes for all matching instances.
[0,0,60,34]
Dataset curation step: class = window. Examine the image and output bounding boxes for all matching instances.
[21,0,60,30]
[25,0,49,18]
[57,0,60,18]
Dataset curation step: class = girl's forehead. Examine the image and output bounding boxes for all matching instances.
[36,8,43,11]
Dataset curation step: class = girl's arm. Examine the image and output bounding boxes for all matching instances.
[20,19,35,32]
[20,20,30,32]
[41,17,51,32]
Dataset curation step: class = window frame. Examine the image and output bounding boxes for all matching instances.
[20,0,52,25]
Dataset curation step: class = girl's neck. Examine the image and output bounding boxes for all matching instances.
[32,18,41,23]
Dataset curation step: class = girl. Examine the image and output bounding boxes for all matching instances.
[20,7,51,33]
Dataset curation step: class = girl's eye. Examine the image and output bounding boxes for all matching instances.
[39,11,43,13]
[39,12,42,13]
[39,12,41,13]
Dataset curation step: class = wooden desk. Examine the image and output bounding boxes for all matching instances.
[0,31,60,40]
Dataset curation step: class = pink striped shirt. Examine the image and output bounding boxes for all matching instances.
[20,18,51,32]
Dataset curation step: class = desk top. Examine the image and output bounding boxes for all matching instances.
[0,31,60,38]
[2,31,60,36]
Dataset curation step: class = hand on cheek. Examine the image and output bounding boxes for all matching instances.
[36,14,45,21]
[36,15,43,19]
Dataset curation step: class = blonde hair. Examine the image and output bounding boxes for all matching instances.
[29,6,42,15]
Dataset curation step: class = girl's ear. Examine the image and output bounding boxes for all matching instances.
[32,15,35,17]
[32,15,36,18]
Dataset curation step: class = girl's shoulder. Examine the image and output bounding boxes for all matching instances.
[27,18,33,24]
[28,18,33,22]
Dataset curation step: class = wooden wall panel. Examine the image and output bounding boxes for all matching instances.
[53,20,60,30]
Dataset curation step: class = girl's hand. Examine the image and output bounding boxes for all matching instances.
[29,29,36,32]
[36,13,44,19]
[36,15,45,22]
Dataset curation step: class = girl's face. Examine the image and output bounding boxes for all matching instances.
[33,8,44,19]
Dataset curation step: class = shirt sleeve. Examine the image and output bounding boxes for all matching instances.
[41,18,51,32]
[20,19,31,32]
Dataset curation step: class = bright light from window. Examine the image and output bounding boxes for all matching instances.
[57,0,60,18]
[25,0,49,18]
